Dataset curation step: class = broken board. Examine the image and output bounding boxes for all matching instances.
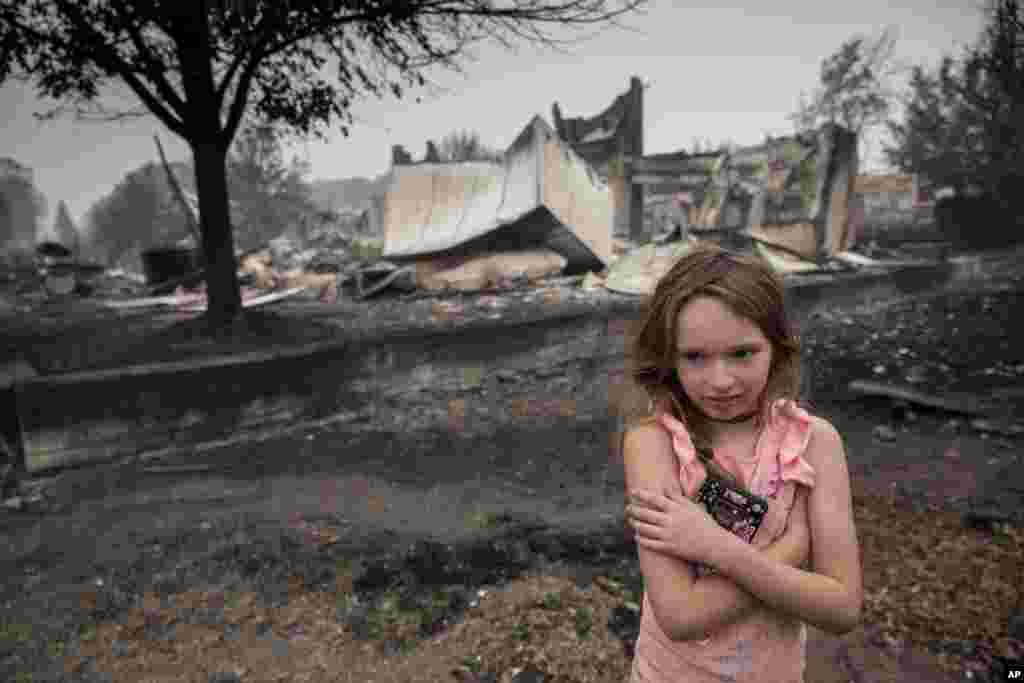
[847,379,1005,417]
[97,287,308,311]
[833,251,932,269]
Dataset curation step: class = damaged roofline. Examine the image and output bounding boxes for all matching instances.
[380,114,613,273]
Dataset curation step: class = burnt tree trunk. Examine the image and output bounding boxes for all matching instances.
[192,139,243,324]
[179,3,243,326]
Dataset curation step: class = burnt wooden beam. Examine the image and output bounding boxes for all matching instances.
[848,380,998,417]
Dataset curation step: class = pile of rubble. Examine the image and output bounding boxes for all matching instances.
[0,221,945,321]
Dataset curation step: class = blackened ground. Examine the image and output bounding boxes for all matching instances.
[2,246,1023,681]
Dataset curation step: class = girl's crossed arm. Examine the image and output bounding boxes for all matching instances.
[625,426,815,641]
[702,418,863,636]
[628,418,862,637]
[677,487,812,638]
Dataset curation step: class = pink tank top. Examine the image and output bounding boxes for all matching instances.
[630,398,818,683]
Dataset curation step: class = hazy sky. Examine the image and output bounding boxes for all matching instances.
[0,1,984,234]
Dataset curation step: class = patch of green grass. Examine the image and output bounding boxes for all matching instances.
[79,624,96,642]
[541,592,562,610]
[461,654,483,673]
[574,606,593,639]
[47,639,65,658]
[512,621,530,641]
[365,616,385,640]
[336,592,357,610]
[377,591,400,614]
[393,609,421,627]
[15,672,33,683]
[430,590,451,610]
[0,623,32,641]
[364,591,411,639]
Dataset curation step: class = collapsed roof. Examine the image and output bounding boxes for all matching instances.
[380,115,613,277]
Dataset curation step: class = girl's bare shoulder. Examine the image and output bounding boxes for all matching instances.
[623,414,662,436]
[804,415,847,470]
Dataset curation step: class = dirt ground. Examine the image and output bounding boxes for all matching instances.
[1,245,1023,682]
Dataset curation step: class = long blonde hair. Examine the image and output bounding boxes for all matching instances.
[613,243,811,484]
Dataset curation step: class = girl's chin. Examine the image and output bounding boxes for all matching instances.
[703,396,749,415]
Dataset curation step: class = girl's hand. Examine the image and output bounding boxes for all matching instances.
[626,487,729,564]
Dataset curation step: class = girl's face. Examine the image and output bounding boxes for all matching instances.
[674,295,774,421]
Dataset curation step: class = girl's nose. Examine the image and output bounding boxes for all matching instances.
[707,362,737,390]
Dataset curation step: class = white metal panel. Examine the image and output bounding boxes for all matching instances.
[383,162,512,257]
[382,144,542,259]
[381,116,612,270]
[494,135,543,226]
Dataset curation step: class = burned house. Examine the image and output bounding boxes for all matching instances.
[549,78,860,267]
[627,124,862,268]
[377,115,613,292]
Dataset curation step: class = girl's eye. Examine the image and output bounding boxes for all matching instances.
[681,350,755,362]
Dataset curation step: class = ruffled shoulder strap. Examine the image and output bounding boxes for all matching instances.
[653,410,707,498]
[765,398,817,488]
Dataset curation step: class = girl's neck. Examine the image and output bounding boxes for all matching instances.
[705,410,762,446]
[706,409,760,425]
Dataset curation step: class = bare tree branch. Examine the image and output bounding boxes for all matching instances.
[117,3,188,117]
[222,52,263,143]
[49,0,188,138]
[30,97,151,123]
[214,46,251,106]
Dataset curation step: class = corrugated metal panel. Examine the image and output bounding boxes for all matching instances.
[541,139,613,266]
[748,223,818,260]
[382,161,511,257]
[381,116,612,272]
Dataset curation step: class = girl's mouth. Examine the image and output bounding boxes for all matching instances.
[707,395,743,408]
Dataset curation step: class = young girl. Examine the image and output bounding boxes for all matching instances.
[618,244,862,683]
